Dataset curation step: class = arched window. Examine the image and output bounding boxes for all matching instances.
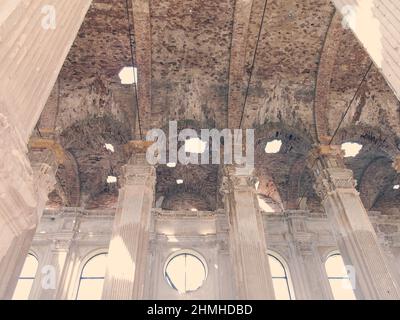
[12,253,38,300]
[76,253,107,300]
[325,252,356,300]
[268,253,294,300]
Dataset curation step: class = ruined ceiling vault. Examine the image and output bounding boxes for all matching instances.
[35,0,400,213]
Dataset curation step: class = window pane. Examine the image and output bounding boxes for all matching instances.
[76,279,104,300]
[76,253,107,300]
[325,254,356,300]
[165,255,186,293]
[268,255,286,277]
[165,252,207,294]
[272,278,291,300]
[325,254,347,277]
[329,279,356,300]
[268,254,293,300]
[12,254,38,300]
[81,254,107,277]
[12,279,35,300]
[185,254,206,292]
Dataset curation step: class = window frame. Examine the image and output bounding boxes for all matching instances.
[267,250,295,300]
[163,249,208,294]
[75,250,108,300]
[12,252,39,300]
[324,250,356,300]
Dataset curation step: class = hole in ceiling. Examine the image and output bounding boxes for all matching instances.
[265,139,282,154]
[118,66,137,85]
[185,138,207,154]
[107,176,117,184]
[341,142,363,157]
[167,162,177,168]
[104,143,115,153]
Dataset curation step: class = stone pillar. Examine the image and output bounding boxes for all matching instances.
[221,166,275,299]
[0,228,36,299]
[285,210,333,300]
[31,238,74,300]
[0,0,92,141]
[0,0,90,298]
[309,145,400,299]
[0,148,57,299]
[102,146,156,300]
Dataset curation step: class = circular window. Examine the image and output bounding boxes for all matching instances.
[164,250,207,294]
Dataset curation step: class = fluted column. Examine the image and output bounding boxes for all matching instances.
[102,148,156,300]
[31,238,74,300]
[0,148,57,299]
[221,166,275,299]
[309,145,400,299]
[0,0,92,141]
[0,0,90,297]
[285,210,333,300]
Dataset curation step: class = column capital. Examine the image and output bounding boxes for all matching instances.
[307,144,357,201]
[307,144,345,170]
[28,138,66,165]
[120,163,156,188]
[120,140,156,187]
[123,140,154,162]
[221,165,257,193]
[314,167,357,201]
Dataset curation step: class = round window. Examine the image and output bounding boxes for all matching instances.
[164,250,207,294]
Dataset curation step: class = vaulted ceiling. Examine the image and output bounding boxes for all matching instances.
[36,0,400,213]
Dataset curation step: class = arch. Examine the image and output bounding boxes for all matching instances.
[286,155,307,209]
[313,11,344,143]
[156,163,220,211]
[12,252,38,300]
[331,124,400,161]
[54,149,81,207]
[75,250,108,300]
[267,250,295,300]
[253,123,314,208]
[359,156,396,210]
[324,251,356,300]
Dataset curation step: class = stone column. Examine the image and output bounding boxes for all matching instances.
[102,145,156,300]
[31,238,74,300]
[0,0,92,141]
[221,166,275,299]
[0,0,91,297]
[0,148,57,299]
[285,210,333,300]
[309,145,400,299]
[0,228,36,300]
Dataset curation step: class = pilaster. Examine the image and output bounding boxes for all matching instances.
[221,166,275,299]
[102,143,156,299]
[309,145,400,299]
[284,210,333,300]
